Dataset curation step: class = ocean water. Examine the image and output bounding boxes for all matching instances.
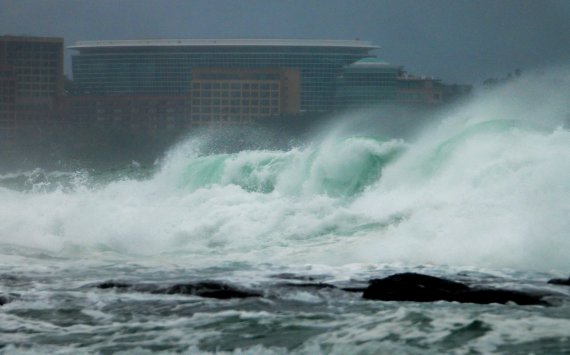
[1,72,570,354]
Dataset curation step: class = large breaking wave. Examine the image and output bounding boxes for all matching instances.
[1,69,570,271]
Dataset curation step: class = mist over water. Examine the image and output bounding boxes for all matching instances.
[1,69,570,272]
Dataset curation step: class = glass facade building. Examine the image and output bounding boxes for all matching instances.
[69,39,376,112]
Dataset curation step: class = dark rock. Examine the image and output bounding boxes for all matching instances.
[548,278,570,286]
[273,281,369,293]
[341,287,368,293]
[91,280,261,299]
[0,294,18,306]
[363,272,469,302]
[270,273,322,282]
[453,289,547,306]
[363,273,548,306]
[96,281,132,289]
[156,282,261,299]
[276,282,338,290]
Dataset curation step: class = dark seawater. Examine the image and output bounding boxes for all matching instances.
[2,72,570,354]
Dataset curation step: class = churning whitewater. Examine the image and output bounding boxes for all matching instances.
[1,72,570,272]
[2,71,570,354]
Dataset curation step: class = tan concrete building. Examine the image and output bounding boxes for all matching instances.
[190,67,301,125]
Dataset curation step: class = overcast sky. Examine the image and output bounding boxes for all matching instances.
[1,0,569,84]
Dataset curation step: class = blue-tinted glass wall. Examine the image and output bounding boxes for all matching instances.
[71,42,374,112]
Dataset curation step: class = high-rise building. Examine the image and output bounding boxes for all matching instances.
[0,36,64,143]
[69,39,376,114]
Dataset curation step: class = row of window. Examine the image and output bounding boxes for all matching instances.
[190,114,269,122]
[16,67,58,74]
[0,121,16,128]
[192,82,279,90]
[74,55,348,64]
[6,43,60,51]
[16,77,57,84]
[193,98,279,106]
[0,88,15,94]
[0,97,15,103]
[14,91,54,97]
[9,63,59,71]
[16,83,56,90]
[73,101,189,107]
[192,106,279,114]
[192,90,279,98]
[88,108,187,114]
[77,114,184,121]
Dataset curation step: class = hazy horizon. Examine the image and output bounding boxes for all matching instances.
[1,0,569,85]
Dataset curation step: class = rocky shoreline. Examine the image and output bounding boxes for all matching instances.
[67,272,569,306]
[2,272,568,308]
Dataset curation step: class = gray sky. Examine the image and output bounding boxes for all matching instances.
[1,0,569,84]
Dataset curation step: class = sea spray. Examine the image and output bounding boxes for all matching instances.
[0,135,403,261]
[1,70,570,271]
[349,70,570,271]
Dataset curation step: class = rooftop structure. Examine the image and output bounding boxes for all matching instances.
[69,38,377,50]
[70,38,377,112]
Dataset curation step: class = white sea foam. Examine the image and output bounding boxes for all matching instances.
[1,69,569,272]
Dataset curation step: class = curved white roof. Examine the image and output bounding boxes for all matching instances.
[350,58,401,68]
[69,38,378,50]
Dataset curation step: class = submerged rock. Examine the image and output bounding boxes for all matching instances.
[0,294,17,306]
[155,282,261,299]
[92,280,261,299]
[276,282,339,290]
[95,281,132,289]
[548,277,570,286]
[452,289,546,305]
[363,273,547,306]
[270,273,323,282]
[91,273,552,305]
[363,273,469,302]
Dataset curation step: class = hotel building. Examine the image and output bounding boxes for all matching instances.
[69,39,376,125]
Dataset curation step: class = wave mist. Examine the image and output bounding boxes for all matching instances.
[1,69,570,271]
